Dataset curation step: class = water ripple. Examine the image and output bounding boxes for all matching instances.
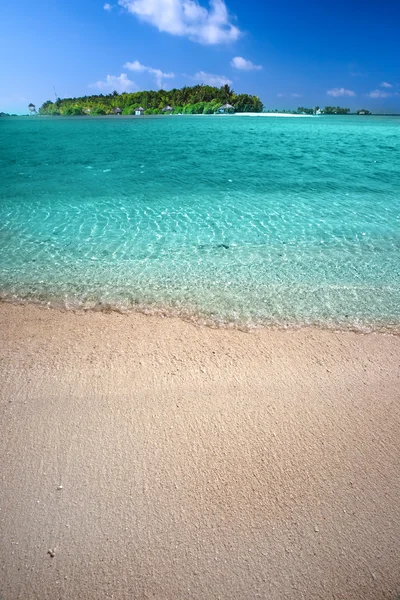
[0,115,399,330]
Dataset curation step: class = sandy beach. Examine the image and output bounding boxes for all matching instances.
[235,112,313,117]
[1,303,399,599]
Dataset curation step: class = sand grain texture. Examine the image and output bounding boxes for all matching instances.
[1,304,399,599]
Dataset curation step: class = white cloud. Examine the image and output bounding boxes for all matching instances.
[193,71,232,86]
[0,94,27,103]
[277,93,301,98]
[327,88,356,97]
[368,89,390,98]
[103,3,113,10]
[350,71,367,77]
[90,73,137,93]
[124,60,174,88]
[118,0,241,44]
[380,81,392,88]
[231,56,262,71]
[348,62,368,77]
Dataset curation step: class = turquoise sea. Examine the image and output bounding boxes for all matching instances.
[1,115,399,331]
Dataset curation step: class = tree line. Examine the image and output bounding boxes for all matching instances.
[38,85,264,116]
[291,106,371,115]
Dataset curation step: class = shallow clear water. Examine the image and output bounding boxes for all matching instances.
[1,115,399,330]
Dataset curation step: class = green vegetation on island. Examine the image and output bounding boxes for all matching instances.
[38,85,264,116]
[261,106,374,115]
[295,106,350,115]
[315,106,350,115]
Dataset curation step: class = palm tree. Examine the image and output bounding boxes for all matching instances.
[222,84,233,101]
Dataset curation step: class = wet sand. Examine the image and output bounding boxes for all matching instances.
[1,303,399,599]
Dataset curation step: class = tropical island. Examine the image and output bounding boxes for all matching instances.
[1,88,376,117]
[33,88,375,117]
[38,84,263,116]
[264,106,372,115]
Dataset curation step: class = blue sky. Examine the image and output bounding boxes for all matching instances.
[1,0,399,113]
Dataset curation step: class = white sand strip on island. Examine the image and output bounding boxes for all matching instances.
[0,303,399,600]
[235,112,314,117]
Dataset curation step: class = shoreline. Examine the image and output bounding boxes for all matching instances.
[235,112,313,117]
[10,113,400,118]
[1,296,399,335]
[1,302,400,599]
